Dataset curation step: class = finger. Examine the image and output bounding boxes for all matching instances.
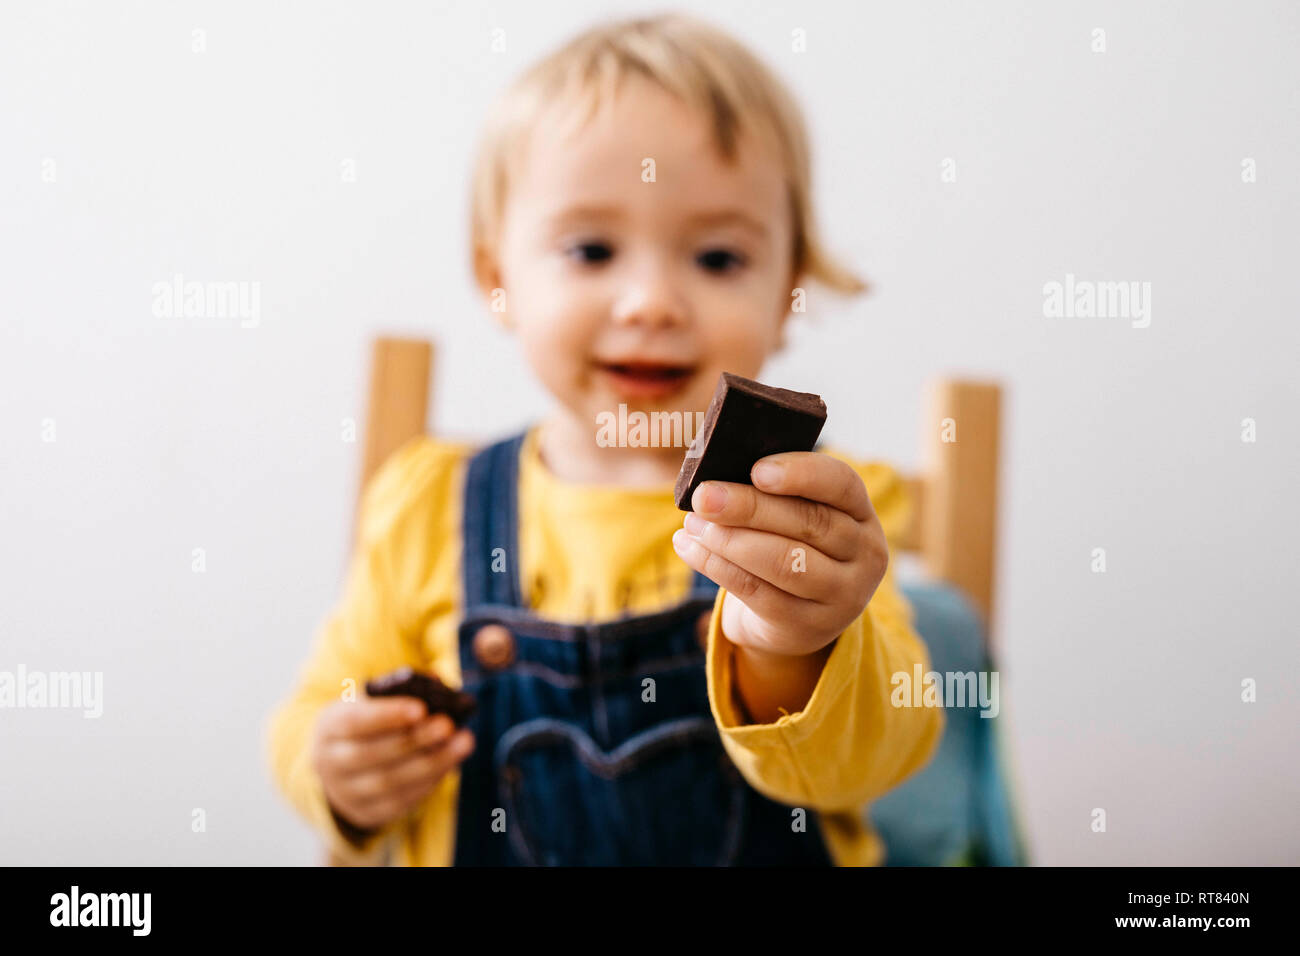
[750,453,875,523]
[691,480,861,561]
[387,734,476,809]
[365,717,465,778]
[327,697,426,740]
[327,714,456,773]
[672,528,833,630]
[379,731,475,795]
[681,514,843,602]
[344,730,476,802]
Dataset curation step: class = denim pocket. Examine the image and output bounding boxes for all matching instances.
[496,716,746,866]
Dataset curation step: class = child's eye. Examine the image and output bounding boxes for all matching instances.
[696,248,746,274]
[566,242,614,264]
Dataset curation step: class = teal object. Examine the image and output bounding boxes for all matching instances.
[867,583,1029,866]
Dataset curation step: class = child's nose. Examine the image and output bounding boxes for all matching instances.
[611,269,689,329]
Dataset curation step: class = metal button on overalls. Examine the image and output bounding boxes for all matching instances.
[473,623,515,670]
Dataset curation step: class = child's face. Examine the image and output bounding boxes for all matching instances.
[487,77,795,443]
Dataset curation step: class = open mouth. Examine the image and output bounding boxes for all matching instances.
[596,360,698,398]
[602,362,694,381]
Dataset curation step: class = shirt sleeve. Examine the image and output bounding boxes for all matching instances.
[263,438,442,863]
[702,461,945,813]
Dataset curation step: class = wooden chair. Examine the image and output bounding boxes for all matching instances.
[331,335,1016,866]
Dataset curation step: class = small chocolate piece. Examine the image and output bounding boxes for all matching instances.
[365,668,477,727]
[675,372,827,511]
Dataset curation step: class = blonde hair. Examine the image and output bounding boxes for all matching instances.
[469,13,868,296]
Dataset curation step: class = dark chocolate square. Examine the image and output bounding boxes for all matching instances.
[365,668,477,727]
[674,372,827,511]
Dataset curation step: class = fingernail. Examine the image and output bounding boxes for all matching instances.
[672,528,696,557]
[683,512,707,537]
[696,483,727,513]
[752,461,782,488]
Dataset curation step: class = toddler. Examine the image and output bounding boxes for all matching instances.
[268,12,942,866]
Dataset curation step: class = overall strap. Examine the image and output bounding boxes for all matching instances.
[461,430,528,610]
[460,426,719,611]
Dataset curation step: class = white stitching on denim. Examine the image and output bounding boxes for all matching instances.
[496,716,745,865]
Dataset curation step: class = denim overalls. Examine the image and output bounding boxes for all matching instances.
[450,431,834,866]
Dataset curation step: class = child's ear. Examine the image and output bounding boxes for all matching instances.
[473,244,512,331]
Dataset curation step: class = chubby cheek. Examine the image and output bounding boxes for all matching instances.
[697,301,784,384]
[514,292,601,404]
[517,318,586,394]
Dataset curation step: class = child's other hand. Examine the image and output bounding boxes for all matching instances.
[310,696,475,835]
[673,451,887,659]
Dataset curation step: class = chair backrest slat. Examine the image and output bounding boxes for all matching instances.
[357,336,434,507]
[919,380,1001,634]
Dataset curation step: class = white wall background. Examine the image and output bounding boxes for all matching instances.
[2,0,1297,865]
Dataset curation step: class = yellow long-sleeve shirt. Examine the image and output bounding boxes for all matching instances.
[265,424,944,866]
